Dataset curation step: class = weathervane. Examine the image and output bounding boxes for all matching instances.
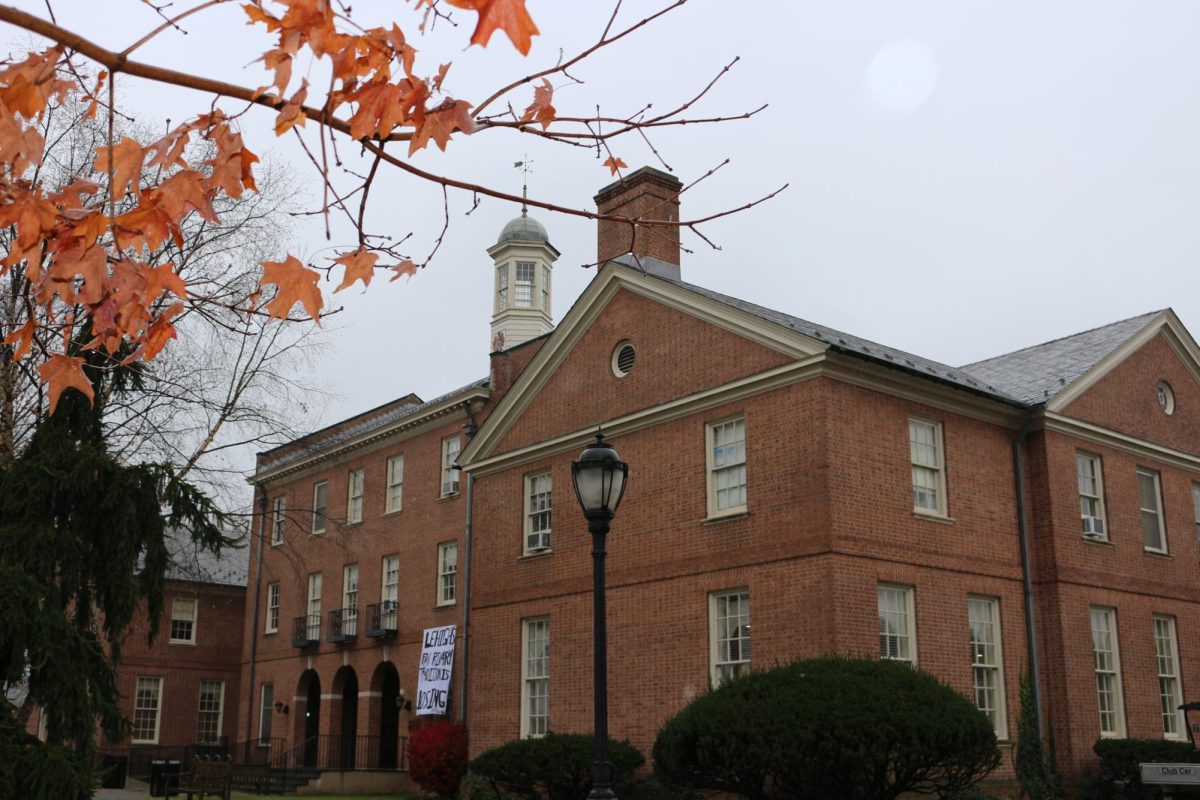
[513,157,533,216]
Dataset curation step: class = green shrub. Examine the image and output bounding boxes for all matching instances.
[1014,670,1063,800]
[652,656,1001,800]
[1083,738,1200,800]
[469,732,644,800]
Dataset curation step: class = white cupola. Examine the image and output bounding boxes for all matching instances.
[488,208,559,352]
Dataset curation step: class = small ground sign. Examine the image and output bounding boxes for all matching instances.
[1141,763,1200,786]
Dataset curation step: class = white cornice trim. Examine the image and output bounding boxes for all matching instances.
[252,388,489,487]
[461,263,824,465]
[1043,411,1200,473]
[1047,311,1200,412]
[464,355,827,476]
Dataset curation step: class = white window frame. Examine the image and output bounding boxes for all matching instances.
[441,436,461,497]
[524,471,552,554]
[1137,468,1168,554]
[265,582,280,634]
[307,572,322,640]
[386,454,404,514]
[347,469,364,525]
[132,676,163,744]
[437,541,457,606]
[271,496,286,546]
[1192,483,1200,544]
[1077,452,1108,541]
[515,260,536,308]
[878,584,917,665]
[169,597,197,644]
[1154,615,1186,740]
[910,418,947,517]
[342,563,359,636]
[1090,606,1126,738]
[312,481,328,535]
[709,589,751,687]
[521,617,550,739]
[381,554,399,629]
[706,416,747,518]
[968,596,1008,739]
[196,680,225,745]
[258,683,273,746]
[496,264,508,312]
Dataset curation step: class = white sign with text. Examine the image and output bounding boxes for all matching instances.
[415,624,457,716]
[1141,763,1200,786]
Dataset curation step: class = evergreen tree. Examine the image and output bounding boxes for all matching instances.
[0,341,230,799]
[1015,669,1063,800]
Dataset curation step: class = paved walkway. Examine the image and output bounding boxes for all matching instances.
[96,778,151,799]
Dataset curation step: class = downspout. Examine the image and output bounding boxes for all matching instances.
[1012,409,1045,740]
[245,485,268,746]
[459,403,480,724]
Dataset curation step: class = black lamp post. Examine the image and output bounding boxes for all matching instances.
[1180,701,1200,748]
[572,430,629,800]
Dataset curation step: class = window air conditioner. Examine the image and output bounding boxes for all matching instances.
[442,480,460,495]
[1082,516,1105,537]
[381,600,397,612]
[527,532,550,552]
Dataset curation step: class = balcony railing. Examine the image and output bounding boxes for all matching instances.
[292,615,320,648]
[365,602,398,639]
[327,607,358,643]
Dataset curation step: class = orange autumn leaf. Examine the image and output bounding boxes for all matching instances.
[603,156,627,176]
[433,63,451,93]
[389,259,418,282]
[408,99,474,155]
[446,0,540,55]
[94,137,147,201]
[3,319,35,361]
[38,353,94,415]
[521,78,555,129]
[139,301,185,361]
[333,249,379,293]
[259,255,323,320]
[275,81,308,136]
[45,245,107,306]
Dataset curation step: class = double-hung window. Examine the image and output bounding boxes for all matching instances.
[312,481,328,534]
[381,554,399,629]
[132,677,163,744]
[170,597,197,644]
[437,541,457,606]
[196,680,225,744]
[258,684,274,746]
[271,496,286,545]
[1077,453,1107,540]
[496,266,508,311]
[707,417,747,517]
[347,469,364,524]
[1154,615,1185,739]
[1090,607,1125,737]
[1137,469,1167,553]
[342,564,359,636]
[878,584,916,665]
[710,590,751,686]
[265,582,280,634]
[968,596,1007,738]
[910,419,946,515]
[307,573,322,640]
[525,472,552,553]
[521,617,550,738]
[1192,484,1200,543]
[441,436,461,496]
[386,454,404,513]
[515,261,535,307]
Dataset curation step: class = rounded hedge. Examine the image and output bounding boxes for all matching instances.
[469,732,644,800]
[652,656,1001,800]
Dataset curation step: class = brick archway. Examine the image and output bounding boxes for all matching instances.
[368,661,403,769]
[294,669,320,768]
[329,665,359,769]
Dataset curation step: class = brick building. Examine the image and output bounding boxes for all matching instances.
[240,167,1200,784]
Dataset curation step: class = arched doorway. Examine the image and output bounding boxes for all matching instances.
[369,662,402,769]
[295,670,321,768]
[331,666,358,769]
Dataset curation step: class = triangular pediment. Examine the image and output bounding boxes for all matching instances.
[460,263,826,470]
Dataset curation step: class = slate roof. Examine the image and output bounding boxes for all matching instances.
[256,378,489,476]
[960,311,1163,405]
[165,526,248,587]
[651,273,1023,404]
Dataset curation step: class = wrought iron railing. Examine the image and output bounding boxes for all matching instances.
[292,614,320,647]
[365,601,398,638]
[327,607,358,642]
[311,734,408,771]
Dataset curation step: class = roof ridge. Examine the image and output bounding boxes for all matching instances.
[961,309,1164,369]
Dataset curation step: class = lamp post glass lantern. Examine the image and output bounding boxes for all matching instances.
[571,430,628,800]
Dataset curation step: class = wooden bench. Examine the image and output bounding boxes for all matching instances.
[166,759,232,800]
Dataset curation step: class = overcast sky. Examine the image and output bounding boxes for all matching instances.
[9,1,1200,480]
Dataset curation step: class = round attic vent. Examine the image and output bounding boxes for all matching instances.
[612,341,636,377]
[1157,381,1175,415]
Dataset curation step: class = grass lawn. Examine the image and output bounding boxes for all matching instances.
[230,794,425,800]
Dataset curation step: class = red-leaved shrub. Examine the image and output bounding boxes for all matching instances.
[409,721,469,798]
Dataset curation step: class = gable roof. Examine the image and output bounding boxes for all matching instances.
[960,311,1165,406]
[166,526,248,586]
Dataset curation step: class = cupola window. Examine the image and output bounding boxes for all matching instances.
[497,266,508,311]
[516,261,536,308]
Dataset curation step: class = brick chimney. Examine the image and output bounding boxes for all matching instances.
[594,166,683,271]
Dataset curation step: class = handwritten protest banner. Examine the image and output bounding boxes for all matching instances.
[415,624,457,716]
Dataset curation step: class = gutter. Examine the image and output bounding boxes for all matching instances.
[459,402,480,724]
[244,486,267,745]
[1012,409,1045,740]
